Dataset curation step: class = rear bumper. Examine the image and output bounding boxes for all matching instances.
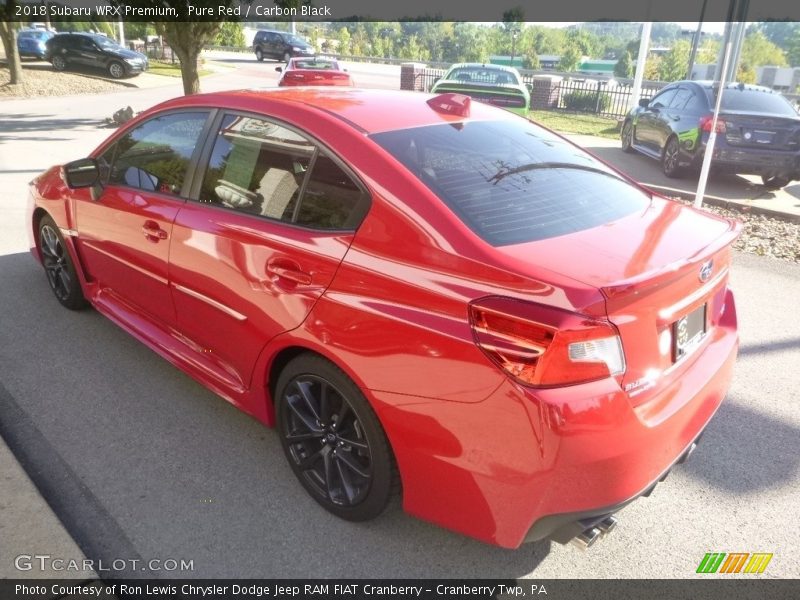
[692,142,800,177]
[371,289,738,548]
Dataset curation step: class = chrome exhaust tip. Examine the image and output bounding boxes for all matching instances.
[597,515,618,535]
[570,527,602,550]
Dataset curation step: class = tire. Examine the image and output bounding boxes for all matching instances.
[283,51,292,63]
[38,215,86,310]
[51,55,66,71]
[662,136,685,178]
[255,48,263,62]
[621,121,634,153]
[107,61,125,79]
[761,174,791,190]
[275,354,396,521]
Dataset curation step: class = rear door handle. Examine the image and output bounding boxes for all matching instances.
[266,259,312,286]
[142,220,168,241]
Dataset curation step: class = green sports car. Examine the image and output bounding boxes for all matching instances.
[430,63,531,117]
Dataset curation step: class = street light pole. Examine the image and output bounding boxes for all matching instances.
[511,31,518,66]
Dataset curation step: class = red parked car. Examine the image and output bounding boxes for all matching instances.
[276,57,354,87]
[27,89,740,549]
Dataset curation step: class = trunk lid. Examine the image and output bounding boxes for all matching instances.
[498,197,741,401]
[721,111,800,150]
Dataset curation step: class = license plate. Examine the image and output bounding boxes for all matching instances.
[673,304,707,362]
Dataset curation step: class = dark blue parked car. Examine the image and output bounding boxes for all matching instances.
[621,80,800,189]
[17,29,55,60]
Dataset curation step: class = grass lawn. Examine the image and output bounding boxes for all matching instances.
[529,110,622,140]
[147,60,212,78]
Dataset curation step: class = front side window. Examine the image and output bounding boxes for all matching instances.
[650,88,678,109]
[198,114,368,229]
[372,120,649,246]
[101,112,209,196]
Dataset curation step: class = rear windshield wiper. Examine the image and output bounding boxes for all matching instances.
[488,161,627,185]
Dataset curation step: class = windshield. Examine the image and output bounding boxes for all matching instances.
[92,36,120,50]
[285,34,307,46]
[371,120,649,246]
[446,67,520,86]
[706,87,799,117]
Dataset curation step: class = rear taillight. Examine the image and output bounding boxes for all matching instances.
[700,115,726,133]
[469,297,625,387]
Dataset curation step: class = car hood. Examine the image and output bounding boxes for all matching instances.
[106,47,146,60]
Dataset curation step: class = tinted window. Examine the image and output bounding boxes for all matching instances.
[706,87,799,116]
[669,88,694,111]
[685,89,707,112]
[372,120,649,246]
[102,112,208,196]
[447,67,519,85]
[297,155,365,229]
[199,114,367,229]
[650,88,678,108]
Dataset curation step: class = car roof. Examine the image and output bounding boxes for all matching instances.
[154,88,515,134]
[683,80,778,94]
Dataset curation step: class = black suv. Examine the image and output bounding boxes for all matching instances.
[252,30,314,63]
[45,33,148,79]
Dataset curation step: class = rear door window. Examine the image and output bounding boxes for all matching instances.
[372,120,649,246]
[197,114,369,229]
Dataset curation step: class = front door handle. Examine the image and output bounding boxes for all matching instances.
[142,220,168,241]
[266,259,312,286]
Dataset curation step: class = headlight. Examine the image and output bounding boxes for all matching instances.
[124,58,141,65]
[292,47,302,51]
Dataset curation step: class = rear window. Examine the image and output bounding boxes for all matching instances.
[446,67,520,86]
[706,87,798,117]
[371,120,649,246]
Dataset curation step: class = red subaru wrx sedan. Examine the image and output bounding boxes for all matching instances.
[27,89,740,549]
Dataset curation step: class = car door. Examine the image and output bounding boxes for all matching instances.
[75,110,213,326]
[168,112,369,390]
[265,33,281,59]
[657,86,694,151]
[73,36,101,69]
[635,87,678,152]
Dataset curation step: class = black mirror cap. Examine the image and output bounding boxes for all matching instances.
[275,66,283,72]
[638,98,650,108]
[63,158,99,189]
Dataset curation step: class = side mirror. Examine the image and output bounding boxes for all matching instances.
[275,66,283,73]
[638,98,650,108]
[63,158,99,189]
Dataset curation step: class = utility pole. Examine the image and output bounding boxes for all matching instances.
[630,21,652,109]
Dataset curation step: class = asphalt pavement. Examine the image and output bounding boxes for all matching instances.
[1,55,799,582]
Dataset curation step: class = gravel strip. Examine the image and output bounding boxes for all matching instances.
[674,199,800,263]
[1,68,131,98]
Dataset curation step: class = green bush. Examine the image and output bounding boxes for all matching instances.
[563,90,611,113]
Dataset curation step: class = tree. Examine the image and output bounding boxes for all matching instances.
[740,31,787,68]
[214,22,245,48]
[154,21,222,95]
[614,51,633,78]
[0,19,23,86]
[525,50,540,70]
[659,39,691,82]
[0,0,24,86]
[559,45,582,72]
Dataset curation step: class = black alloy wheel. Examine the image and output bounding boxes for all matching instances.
[662,137,684,178]
[276,354,396,521]
[283,51,292,63]
[51,55,66,71]
[108,61,125,79]
[621,121,634,153]
[38,215,86,310]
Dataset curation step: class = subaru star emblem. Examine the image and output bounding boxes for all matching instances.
[699,259,714,282]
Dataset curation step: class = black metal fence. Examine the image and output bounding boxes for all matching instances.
[408,66,669,119]
[129,40,177,63]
